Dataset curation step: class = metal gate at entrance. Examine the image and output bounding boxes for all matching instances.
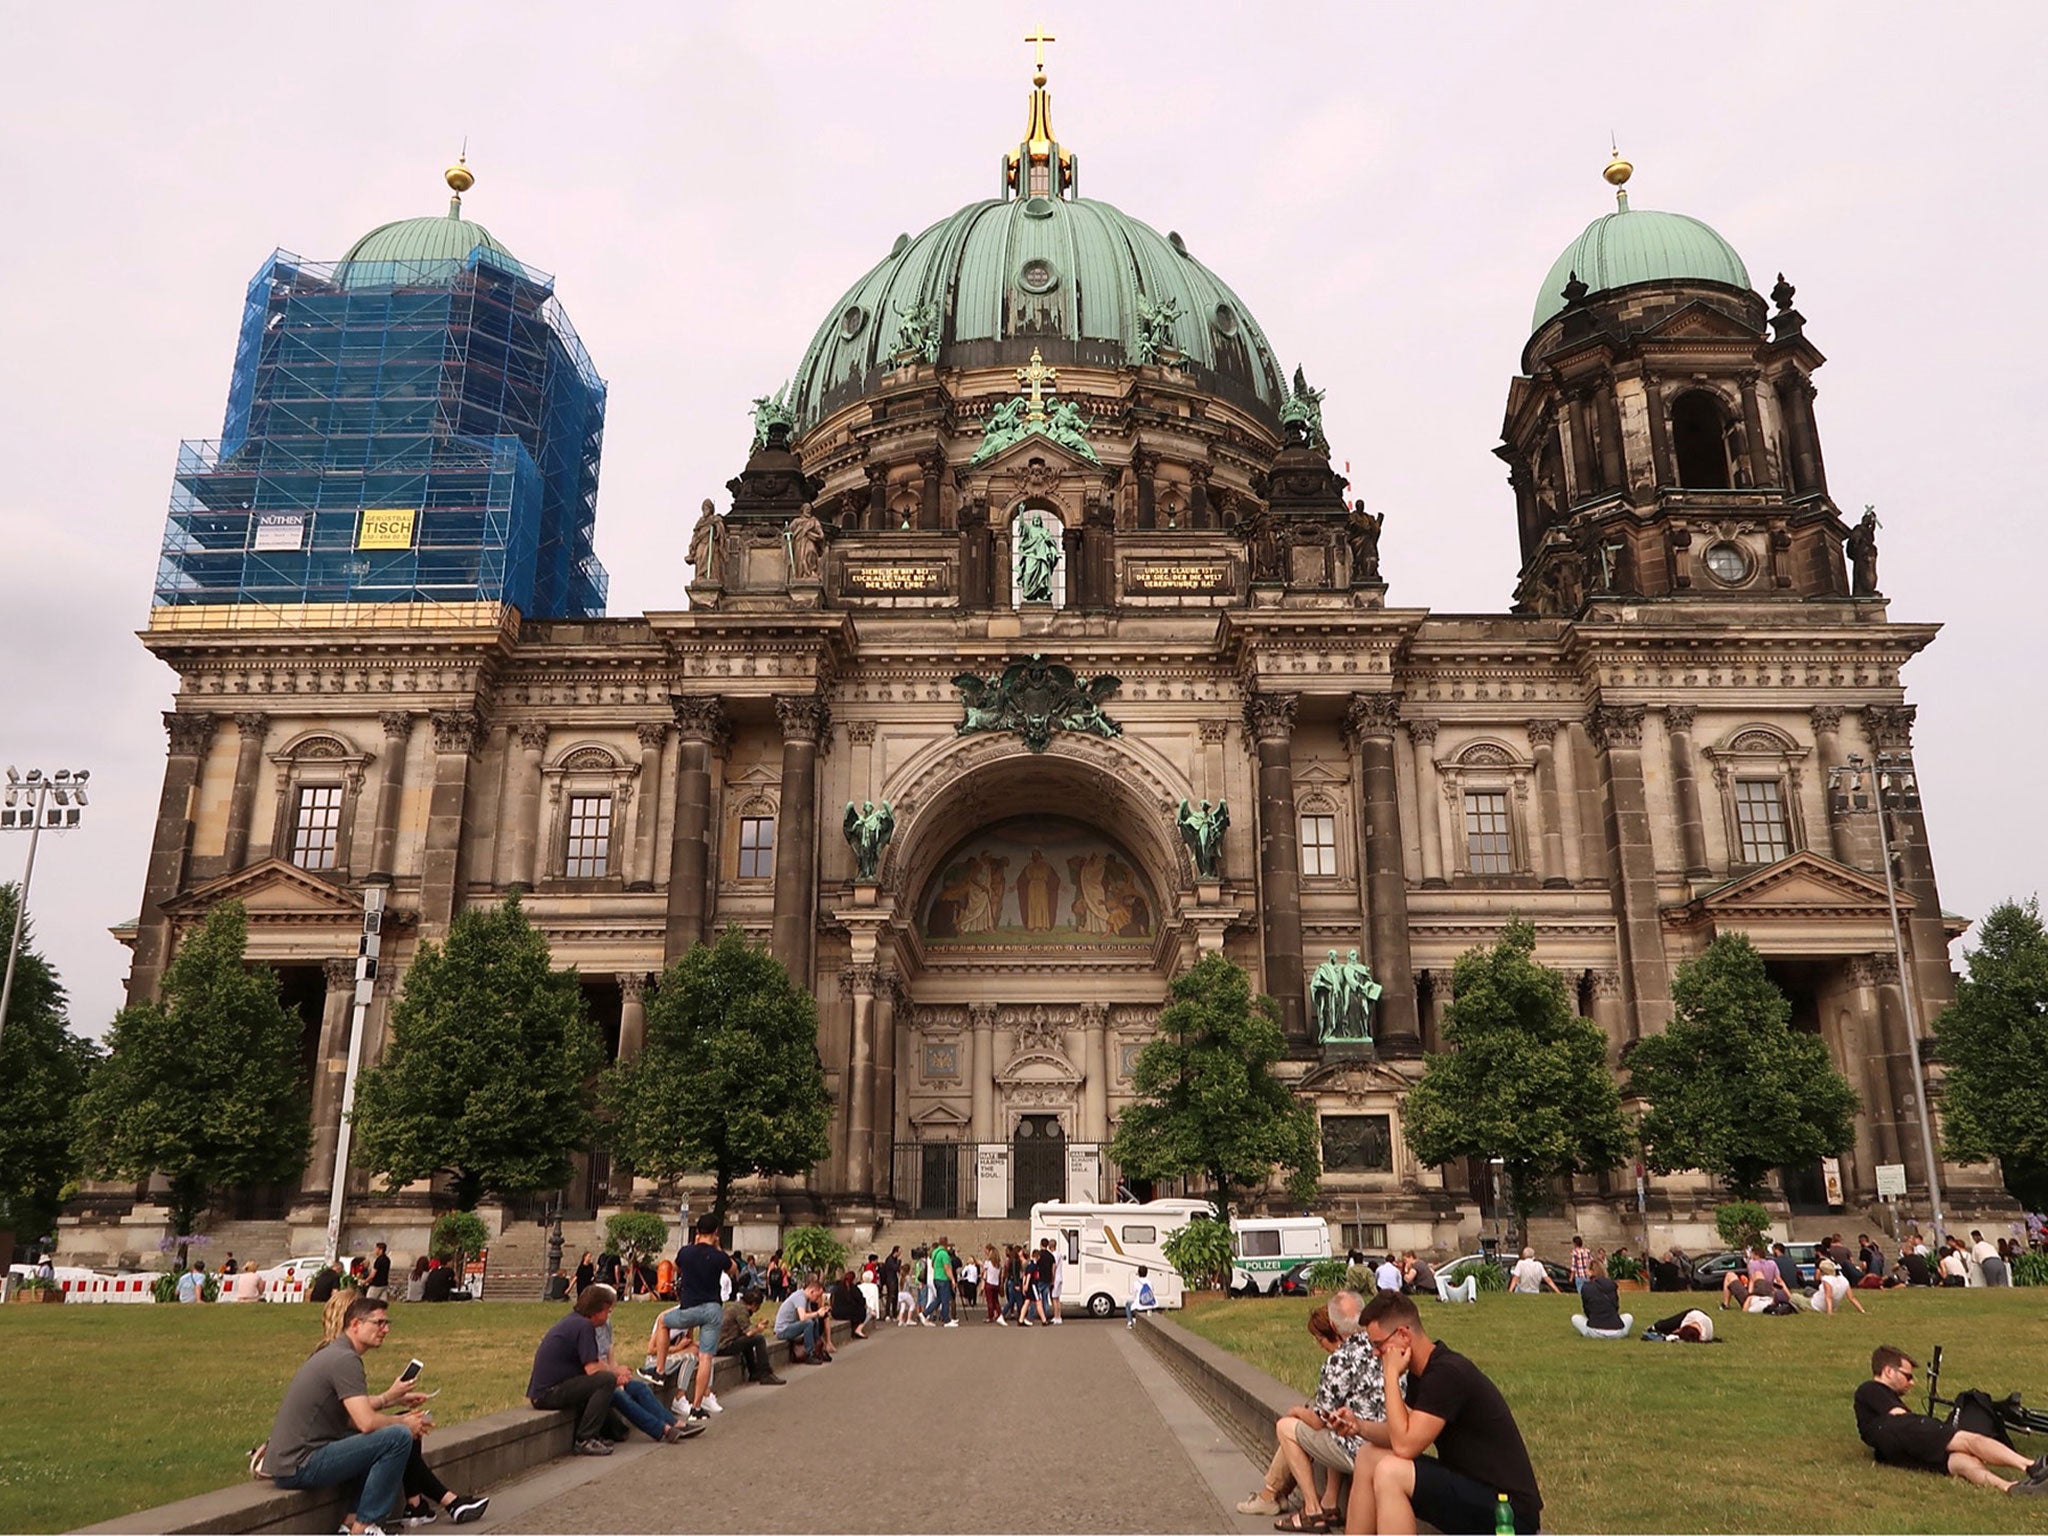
[1010,1114,1064,1217]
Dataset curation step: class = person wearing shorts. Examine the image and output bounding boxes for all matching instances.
[1344,1290,1541,1534]
[1856,1346,2048,1493]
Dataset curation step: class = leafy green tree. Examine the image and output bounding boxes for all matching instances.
[1715,1200,1773,1252]
[354,895,603,1209]
[1109,952,1320,1219]
[1933,898,2048,1210]
[604,1211,669,1267]
[0,885,98,1243]
[429,1210,491,1273]
[1629,932,1858,1200]
[74,900,310,1244]
[1162,1215,1234,1290]
[780,1225,847,1281]
[1402,920,1631,1235]
[599,927,831,1227]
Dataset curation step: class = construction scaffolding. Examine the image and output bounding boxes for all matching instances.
[155,246,608,617]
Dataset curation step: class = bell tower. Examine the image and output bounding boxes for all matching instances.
[1499,152,1855,616]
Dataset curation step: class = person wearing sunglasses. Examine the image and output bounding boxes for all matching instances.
[1856,1347,2048,1493]
[1338,1290,1540,1534]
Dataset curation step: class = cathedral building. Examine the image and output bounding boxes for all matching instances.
[83,56,2000,1259]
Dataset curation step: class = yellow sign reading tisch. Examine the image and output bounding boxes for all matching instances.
[357,508,418,550]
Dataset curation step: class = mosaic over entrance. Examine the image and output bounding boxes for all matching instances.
[919,816,1156,947]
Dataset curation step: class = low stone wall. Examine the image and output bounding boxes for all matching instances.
[77,1336,806,1535]
[1133,1311,1295,1469]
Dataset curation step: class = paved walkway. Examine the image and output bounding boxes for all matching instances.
[483,1316,1270,1533]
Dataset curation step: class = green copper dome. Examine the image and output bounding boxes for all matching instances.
[1532,205,1751,331]
[337,209,518,290]
[790,194,1287,428]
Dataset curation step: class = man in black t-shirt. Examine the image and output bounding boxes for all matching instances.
[1855,1346,2047,1491]
[1343,1290,1542,1534]
[651,1215,734,1419]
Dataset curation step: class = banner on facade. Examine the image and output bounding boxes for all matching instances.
[251,512,307,551]
[1821,1156,1844,1207]
[1875,1162,1907,1199]
[1066,1143,1101,1205]
[357,507,417,550]
[976,1144,1010,1219]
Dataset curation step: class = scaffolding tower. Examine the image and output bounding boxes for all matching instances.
[155,244,608,618]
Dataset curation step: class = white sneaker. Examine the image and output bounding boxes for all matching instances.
[1052,1316,1063,1325]
[996,1316,1008,1326]
[701,1392,722,1413]
[945,1320,959,1327]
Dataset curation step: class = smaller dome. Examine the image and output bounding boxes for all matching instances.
[337,211,518,289]
[1532,206,1750,331]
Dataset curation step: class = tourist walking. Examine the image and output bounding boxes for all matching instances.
[984,1245,1003,1322]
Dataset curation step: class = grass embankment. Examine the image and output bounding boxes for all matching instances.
[1177,1288,2048,1535]
[0,1300,616,1533]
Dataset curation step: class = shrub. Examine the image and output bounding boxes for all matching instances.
[430,1210,491,1272]
[1162,1216,1234,1290]
[1302,1257,1349,1292]
[200,1273,221,1303]
[780,1225,846,1282]
[1714,1201,1772,1253]
[149,1271,179,1304]
[604,1211,669,1265]
[1606,1251,1644,1283]
[18,1275,62,1296]
[2012,1249,2048,1287]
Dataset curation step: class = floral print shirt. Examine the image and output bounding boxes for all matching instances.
[1312,1335,1388,1455]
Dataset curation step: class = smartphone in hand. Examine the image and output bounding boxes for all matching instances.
[397,1358,424,1385]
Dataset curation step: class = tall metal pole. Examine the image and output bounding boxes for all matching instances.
[1872,764,1945,1246]
[0,779,49,1053]
[325,881,388,1264]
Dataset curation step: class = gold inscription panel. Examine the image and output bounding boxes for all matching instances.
[843,562,950,594]
[1124,561,1233,595]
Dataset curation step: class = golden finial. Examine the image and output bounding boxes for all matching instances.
[1604,137,1632,210]
[445,145,473,215]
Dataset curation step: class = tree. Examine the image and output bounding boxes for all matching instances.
[429,1210,490,1274]
[604,1211,669,1268]
[599,927,831,1227]
[1402,920,1631,1235]
[0,885,98,1245]
[74,900,310,1246]
[353,895,603,1209]
[1629,932,1858,1200]
[1108,952,1320,1219]
[1933,897,2048,1210]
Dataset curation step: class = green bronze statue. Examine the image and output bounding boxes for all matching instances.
[1016,512,1062,603]
[842,799,895,882]
[1175,798,1229,879]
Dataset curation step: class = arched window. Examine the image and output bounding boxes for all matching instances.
[269,732,371,873]
[544,744,636,882]
[1671,391,1734,490]
[1704,725,1810,869]
[1010,505,1067,609]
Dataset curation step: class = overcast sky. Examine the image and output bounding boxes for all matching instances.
[2,3,2041,1036]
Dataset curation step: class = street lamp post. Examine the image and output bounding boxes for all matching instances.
[0,767,90,1053]
[1828,751,1945,1245]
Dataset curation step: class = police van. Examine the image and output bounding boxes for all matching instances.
[1229,1216,1332,1296]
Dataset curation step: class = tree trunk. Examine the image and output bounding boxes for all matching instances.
[452,1170,483,1210]
[711,1166,733,1230]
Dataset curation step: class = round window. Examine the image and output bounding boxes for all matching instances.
[1702,541,1750,583]
[839,305,867,340]
[1022,195,1056,219]
[1018,258,1059,294]
[1213,302,1238,336]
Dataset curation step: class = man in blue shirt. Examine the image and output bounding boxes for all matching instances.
[527,1286,623,1456]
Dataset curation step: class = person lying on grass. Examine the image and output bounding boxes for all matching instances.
[1855,1346,2048,1495]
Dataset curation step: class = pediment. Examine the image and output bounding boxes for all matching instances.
[1666,851,1898,934]
[1638,300,1763,345]
[908,1101,971,1138]
[996,1048,1083,1087]
[973,434,1100,481]
[159,858,364,920]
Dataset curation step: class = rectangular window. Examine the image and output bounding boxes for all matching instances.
[1120,1226,1157,1246]
[1239,1229,1282,1258]
[1464,790,1514,874]
[564,794,612,879]
[1340,1222,1389,1254]
[1299,813,1338,876]
[1321,1114,1394,1173]
[1734,779,1791,864]
[738,815,775,878]
[291,784,344,870]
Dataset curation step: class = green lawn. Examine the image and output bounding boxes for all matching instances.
[0,1300,621,1533]
[1176,1288,2048,1534]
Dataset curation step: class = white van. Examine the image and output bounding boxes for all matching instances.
[1030,1198,1211,1318]
[1229,1216,1331,1295]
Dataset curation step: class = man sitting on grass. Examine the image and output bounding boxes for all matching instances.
[1337,1290,1542,1535]
[267,1295,482,1535]
[1856,1346,2047,1494]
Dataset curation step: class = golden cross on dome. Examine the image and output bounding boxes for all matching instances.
[1025,23,1057,75]
[1018,347,1057,422]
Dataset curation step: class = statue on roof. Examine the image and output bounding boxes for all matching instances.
[1279,365,1329,454]
[784,502,825,583]
[894,297,942,365]
[1347,501,1383,586]
[1848,506,1881,596]
[1044,399,1099,463]
[971,396,1031,465]
[749,383,796,453]
[1134,294,1184,367]
[686,498,726,587]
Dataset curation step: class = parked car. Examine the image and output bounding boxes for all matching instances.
[1778,1242,1821,1287]
[1277,1262,1317,1297]
[1687,1249,1747,1290]
[256,1255,357,1291]
[1440,1252,1575,1291]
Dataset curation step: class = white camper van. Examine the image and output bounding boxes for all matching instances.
[1029,1198,1210,1318]
[1229,1216,1332,1295]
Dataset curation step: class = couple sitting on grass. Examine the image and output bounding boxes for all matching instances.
[1239,1288,1541,1534]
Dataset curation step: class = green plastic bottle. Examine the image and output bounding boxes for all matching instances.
[1493,1493,1515,1536]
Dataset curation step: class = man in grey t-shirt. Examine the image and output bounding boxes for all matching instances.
[268,1295,430,1536]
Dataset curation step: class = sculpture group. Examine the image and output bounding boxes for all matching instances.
[1309,948,1382,1043]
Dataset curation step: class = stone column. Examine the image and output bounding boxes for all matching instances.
[874,974,899,1203]
[1780,376,1825,495]
[631,722,668,890]
[1663,705,1711,879]
[221,713,270,871]
[968,1002,997,1144]
[1863,952,1928,1189]
[1527,720,1569,888]
[502,722,549,890]
[664,697,726,960]
[1738,371,1772,488]
[1589,704,1670,1039]
[419,710,481,930]
[1809,706,1858,865]
[770,694,829,988]
[129,713,219,1004]
[1566,718,1607,880]
[1405,719,1445,886]
[1846,955,1904,1167]
[1081,1003,1109,1143]
[1643,373,1673,490]
[843,963,877,1195]
[918,451,942,532]
[302,956,357,1198]
[1565,391,1597,500]
[1588,968,1628,1068]
[617,972,649,1061]
[1246,692,1307,1040]
[1346,692,1420,1054]
[368,711,413,879]
[1594,382,1626,493]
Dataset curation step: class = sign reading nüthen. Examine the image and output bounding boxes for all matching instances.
[843,561,949,594]
[1124,560,1232,595]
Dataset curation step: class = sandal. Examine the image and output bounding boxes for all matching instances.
[1273,1512,1327,1532]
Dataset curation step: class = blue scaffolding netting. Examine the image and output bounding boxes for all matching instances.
[155,245,608,618]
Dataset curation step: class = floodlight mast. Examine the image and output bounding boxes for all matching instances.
[0,767,89,1056]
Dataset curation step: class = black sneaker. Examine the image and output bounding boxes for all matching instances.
[573,1437,614,1456]
[400,1504,439,1527]
[2026,1456,2048,1484]
[446,1496,489,1525]
[688,1405,710,1420]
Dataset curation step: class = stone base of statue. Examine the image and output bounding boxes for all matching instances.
[685,580,723,609]
[786,576,824,611]
[1249,581,1286,609]
[1349,581,1387,609]
[1320,1038,1373,1061]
